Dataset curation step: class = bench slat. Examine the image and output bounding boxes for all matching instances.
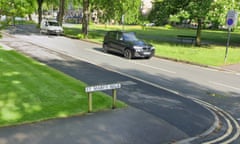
[177,35,196,44]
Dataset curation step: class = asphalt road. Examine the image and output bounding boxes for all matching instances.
[7,25,240,119]
[0,25,240,143]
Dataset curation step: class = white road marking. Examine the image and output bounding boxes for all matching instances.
[118,81,137,86]
[209,81,240,91]
[130,61,176,74]
[108,68,180,95]
[48,48,180,95]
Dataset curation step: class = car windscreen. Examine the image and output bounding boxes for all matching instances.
[48,21,60,26]
[123,33,139,41]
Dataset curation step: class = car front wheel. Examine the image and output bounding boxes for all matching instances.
[124,49,132,59]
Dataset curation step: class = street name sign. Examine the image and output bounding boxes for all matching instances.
[85,83,121,93]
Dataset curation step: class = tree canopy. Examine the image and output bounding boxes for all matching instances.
[92,0,142,24]
[1,0,240,44]
[1,0,240,27]
[148,0,240,45]
[149,0,240,27]
[0,0,36,17]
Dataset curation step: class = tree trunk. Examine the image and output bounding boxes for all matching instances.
[82,0,89,38]
[12,16,15,26]
[196,18,202,46]
[37,0,44,26]
[28,14,32,21]
[58,0,65,26]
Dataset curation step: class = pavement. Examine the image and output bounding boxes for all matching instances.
[0,32,240,144]
[0,107,191,144]
[221,63,240,73]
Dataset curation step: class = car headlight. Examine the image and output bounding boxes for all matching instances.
[133,46,142,49]
[133,46,143,52]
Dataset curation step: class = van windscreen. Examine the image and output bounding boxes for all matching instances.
[49,21,60,26]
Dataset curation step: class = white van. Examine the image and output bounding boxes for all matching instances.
[40,19,64,35]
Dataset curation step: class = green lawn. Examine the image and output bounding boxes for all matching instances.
[153,43,240,66]
[64,24,240,66]
[0,48,126,127]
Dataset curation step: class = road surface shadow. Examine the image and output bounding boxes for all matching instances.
[35,54,215,137]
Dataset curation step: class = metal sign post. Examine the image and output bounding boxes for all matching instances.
[85,83,121,113]
[122,15,125,31]
[112,89,117,109]
[225,10,238,63]
[88,92,92,113]
[225,28,231,63]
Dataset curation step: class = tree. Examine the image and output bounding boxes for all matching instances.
[186,0,213,46]
[206,0,239,29]
[118,0,142,24]
[149,0,240,46]
[58,0,65,26]
[149,0,212,46]
[148,1,170,25]
[82,0,89,37]
[149,0,191,25]
[81,0,141,37]
[0,0,36,25]
[90,0,141,24]
[185,0,240,46]
[37,0,44,25]
[24,0,37,21]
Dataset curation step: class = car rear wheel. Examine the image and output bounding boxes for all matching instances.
[103,44,108,53]
[124,49,132,59]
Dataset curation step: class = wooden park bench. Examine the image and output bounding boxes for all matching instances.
[177,35,196,44]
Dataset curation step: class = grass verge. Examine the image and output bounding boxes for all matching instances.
[0,48,126,127]
[64,24,240,66]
